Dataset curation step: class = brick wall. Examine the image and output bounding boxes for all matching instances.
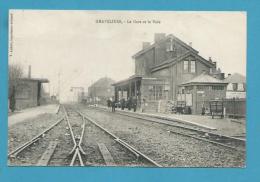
[15,80,38,110]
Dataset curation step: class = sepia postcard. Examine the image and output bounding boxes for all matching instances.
[8,10,246,167]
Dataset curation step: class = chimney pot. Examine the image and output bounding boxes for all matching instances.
[213,61,216,68]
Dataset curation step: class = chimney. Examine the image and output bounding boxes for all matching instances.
[28,65,31,78]
[209,57,212,62]
[142,42,151,49]
[220,73,225,80]
[213,62,216,68]
[189,42,192,47]
[154,33,166,42]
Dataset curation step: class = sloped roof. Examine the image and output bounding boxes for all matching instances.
[19,78,49,83]
[224,73,246,83]
[90,77,115,88]
[112,75,143,86]
[181,72,227,86]
[132,34,199,59]
[151,51,215,72]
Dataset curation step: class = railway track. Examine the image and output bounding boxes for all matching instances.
[63,105,162,167]
[8,106,87,166]
[8,117,64,159]
[9,103,244,166]
[63,106,86,166]
[86,106,245,152]
[8,105,162,167]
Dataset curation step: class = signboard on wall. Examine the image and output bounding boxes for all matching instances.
[197,91,204,94]
[226,91,246,99]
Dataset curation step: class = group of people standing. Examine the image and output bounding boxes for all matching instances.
[107,96,140,113]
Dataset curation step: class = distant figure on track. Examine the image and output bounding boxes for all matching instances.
[141,98,146,113]
[111,99,116,112]
[107,98,111,108]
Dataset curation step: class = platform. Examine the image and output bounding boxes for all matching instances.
[90,105,246,138]
[8,104,60,127]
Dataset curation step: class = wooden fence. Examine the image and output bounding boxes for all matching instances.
[223,98,246,118]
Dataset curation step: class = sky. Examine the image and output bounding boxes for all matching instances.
[9,10,246,102]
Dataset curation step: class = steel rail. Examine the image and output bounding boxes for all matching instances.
[63,106,86,166]
[63,106,77,150]
[8,117,64,158]
[70,148,84,166]
[77,111,162,167]
[88,106,245,151]
[78,120,86,155]
[117,111,246,152]
[89,106,246,142]
[115,138,140,158]
[168,129,245,152]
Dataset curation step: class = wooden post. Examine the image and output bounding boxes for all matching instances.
[129,82,132,98]
[134,81,137,97]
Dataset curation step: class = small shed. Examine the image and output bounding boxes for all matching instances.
[14,78,49,110]
[180,72,228,114]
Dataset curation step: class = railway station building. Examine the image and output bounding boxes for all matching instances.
[113,33,226,114]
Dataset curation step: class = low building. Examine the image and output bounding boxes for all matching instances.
[70,87,84,102]
[113,33,225,113]
[88,77,115,104]
[180,72,228,114]
[225,73,246,99]
[14,78,49,110]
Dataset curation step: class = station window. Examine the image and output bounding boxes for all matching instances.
[190,61,196,73]
[183,60,196,73]
[183,61,189,72]
[149,85,163,100]
[197,85,209,90]
[232,83,238,91]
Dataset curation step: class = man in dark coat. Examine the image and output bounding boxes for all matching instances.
[120,98,125,110]
[127,97,132,111]
[107,99,111,108]
[111,99,116,112]
[132,96,137,112]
